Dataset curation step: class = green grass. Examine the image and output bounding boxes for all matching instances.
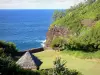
[62,50,100,59]
[34,50,100,75]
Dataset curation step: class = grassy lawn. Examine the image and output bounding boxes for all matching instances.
[34,50,100,75]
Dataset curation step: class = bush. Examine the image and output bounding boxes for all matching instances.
[0,56,18,75]
[0,48,3,55]
[0,41,18,57]
[53,57,68,75]
[69,70,82,75]
[95,14,100,21]
[51,37,67,51]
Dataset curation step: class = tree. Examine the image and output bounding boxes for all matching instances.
[0,41,18,57]
[85,0,96,4]
[51,37,67,51]
[53,57,68,75]
[52,10,66,21]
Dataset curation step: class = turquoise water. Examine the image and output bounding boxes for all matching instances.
[0,9,54,50]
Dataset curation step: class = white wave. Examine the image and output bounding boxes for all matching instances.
[41,40,46,47]
[36,39,46,47]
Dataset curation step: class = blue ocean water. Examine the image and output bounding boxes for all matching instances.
[0,9,54,50]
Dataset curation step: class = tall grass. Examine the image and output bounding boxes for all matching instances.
[62,50,100,59]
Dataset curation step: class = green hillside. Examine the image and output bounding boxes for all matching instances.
[49,0,100,52]
[51,0,100,32]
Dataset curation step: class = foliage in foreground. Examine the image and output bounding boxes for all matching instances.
[0,41,18,57]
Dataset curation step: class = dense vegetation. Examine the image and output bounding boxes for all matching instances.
[0,41,18,57]
[50,0,100,52]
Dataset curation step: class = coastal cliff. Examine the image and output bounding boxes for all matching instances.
[45,26,70,48]
[45,0,100,51]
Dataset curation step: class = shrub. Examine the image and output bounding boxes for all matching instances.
[0,56,18,75]
[95,14,100,21]
[0,48,3,55]
[51,37,67,51]
[0,41,18,57]
[53,57,68,75]
[69,70,82,75]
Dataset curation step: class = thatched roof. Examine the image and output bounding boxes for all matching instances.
[16,51,42,69]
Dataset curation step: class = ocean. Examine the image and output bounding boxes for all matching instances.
[0,9,54,50]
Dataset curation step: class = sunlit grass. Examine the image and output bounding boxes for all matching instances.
[62,50,100,59]
[34,50,100,75]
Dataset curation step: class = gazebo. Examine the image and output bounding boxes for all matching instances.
[16,51,42,70]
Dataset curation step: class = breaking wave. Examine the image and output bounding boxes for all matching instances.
[36,39,46,47]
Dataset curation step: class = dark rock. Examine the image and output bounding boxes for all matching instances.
[45,26,70,48]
